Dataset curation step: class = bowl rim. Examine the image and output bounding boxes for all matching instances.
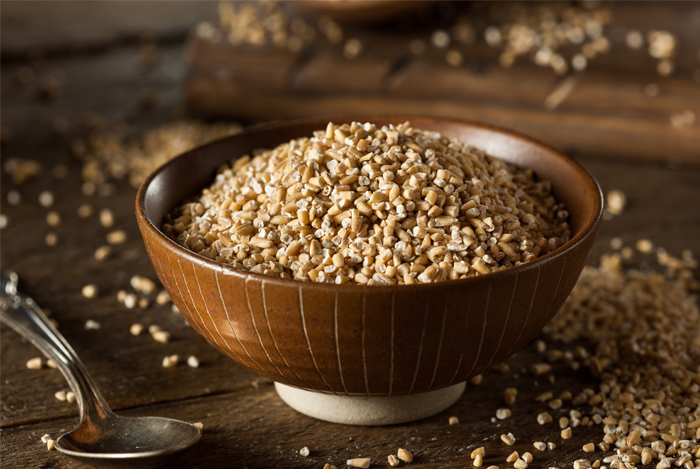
[136,115,603,292]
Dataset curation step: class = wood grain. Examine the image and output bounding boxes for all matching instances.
[1,2,699,467]
[184,1,700,164]
[0,1,217,57]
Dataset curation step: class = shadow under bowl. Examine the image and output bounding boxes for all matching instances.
[136,116,602,424]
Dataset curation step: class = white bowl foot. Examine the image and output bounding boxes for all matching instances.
[274,382,466,426]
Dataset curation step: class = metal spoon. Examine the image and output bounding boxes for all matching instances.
[0,271,201,469]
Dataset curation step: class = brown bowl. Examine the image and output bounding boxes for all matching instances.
[136,116,602,399]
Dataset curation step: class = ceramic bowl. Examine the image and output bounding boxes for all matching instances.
[136,116,602,423]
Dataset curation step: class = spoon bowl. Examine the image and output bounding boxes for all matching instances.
[0,271,202,468]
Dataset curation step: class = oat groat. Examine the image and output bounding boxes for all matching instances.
[163,122,571,285]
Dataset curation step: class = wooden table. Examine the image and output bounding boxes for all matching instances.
[1,2,699,468]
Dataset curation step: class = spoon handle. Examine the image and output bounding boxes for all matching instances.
[0,271,114,422]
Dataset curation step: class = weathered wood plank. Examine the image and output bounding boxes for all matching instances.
[181,1,700,164]
[186,77,700,164]
[1,1,217,57]
[0,340,604,469]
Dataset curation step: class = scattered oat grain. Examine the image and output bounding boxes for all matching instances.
[45,232,58,246]
[432,30,450,48]
[343,39,362,59]
[81,284,98,299]
[99,209,114,228]
[643,83,659,97]
[94,246,111,261]
[606,190,626,216]
[636,238,653,253]
[347,458,370,468]
[571,54,587,71]
[77,204,94,218]
[531,363,551,375]
[657,59,674,76]
[671,110,696,129]
[187,356,200,368]
[620,246,633,259]
[446,50,463,67]
[46,210,61,226]
[152,331,170,343]
[106,230,127,245]
[504,388,517,405]
[496,408,511,420]
[26,357,42,369]
[123,293,137,309]
[156,290,170,305]
[548,398,562,410]
[38,191,54,208]
[131,275,157,294]
[84,319,101,330]
[609,237,623,250]
[7,190,21,206]
[162,354,179,368]
[397,448,413,463]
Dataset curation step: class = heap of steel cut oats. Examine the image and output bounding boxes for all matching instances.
[164,122,570,285]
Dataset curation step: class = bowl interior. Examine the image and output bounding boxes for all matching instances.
[141,116,601,258]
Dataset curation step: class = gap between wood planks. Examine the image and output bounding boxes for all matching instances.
[0,381,275,430]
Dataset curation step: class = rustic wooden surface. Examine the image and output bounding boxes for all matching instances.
[185,1,700,164]
[0,1,217,58]
[1,2,700,468]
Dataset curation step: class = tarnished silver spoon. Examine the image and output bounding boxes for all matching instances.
[0,271,201,469]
